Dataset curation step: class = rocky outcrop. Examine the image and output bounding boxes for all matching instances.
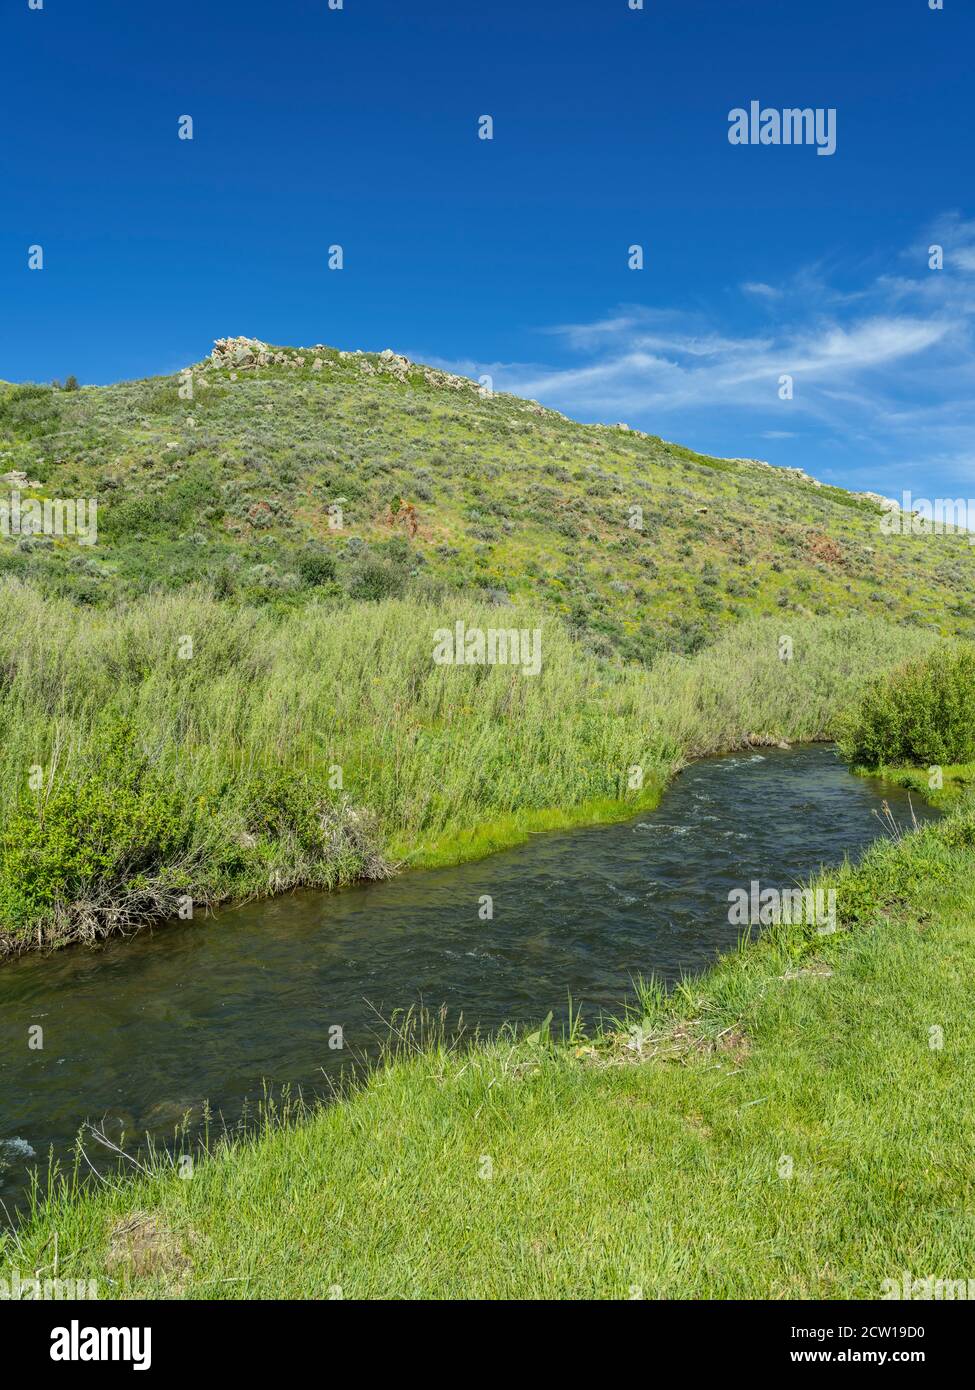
[1,469,42,489]
[207,337,308,370]
[207,337,464,394]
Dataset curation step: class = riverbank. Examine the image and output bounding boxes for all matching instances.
[4,780,972,1298]
[3,743,929,1213]
[850,762,975,810]
[0,582,937,955]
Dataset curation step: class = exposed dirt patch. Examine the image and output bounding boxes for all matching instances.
[714,1025,751,1063]
[805,530,845,567]
[105,1212,192,1283]
[593,1019,752,1068]
[684,1112,713,1138]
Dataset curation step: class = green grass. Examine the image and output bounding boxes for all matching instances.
[0,582,937,953]
[390,793,665,870]
[5,796,974,1299]
[854,762,975,809]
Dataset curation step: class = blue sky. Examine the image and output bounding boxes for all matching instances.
[2,0,972,498]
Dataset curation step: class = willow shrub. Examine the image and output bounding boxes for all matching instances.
[0,719,187,936]
[838,644,975,769]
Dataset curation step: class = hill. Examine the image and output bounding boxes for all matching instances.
[1,336,971,659]
[3,339,974,1303]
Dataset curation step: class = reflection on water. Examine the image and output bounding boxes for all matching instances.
[0,745,937,1205]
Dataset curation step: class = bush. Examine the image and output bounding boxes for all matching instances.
[347,556,406,601]
[102,465,221,541]
[838,644,975,768]
[296,548,336,587]
[212,564,238,599]
[0,720,187,931]
[0,384,60,441]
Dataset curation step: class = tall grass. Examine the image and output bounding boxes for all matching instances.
[0,578,937,952]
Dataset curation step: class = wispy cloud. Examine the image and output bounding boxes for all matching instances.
[741,281,781,299]
[424,215,975,494]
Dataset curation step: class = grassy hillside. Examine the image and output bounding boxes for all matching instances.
[1,337,973,661]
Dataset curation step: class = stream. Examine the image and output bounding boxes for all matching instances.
[0,744,938,1208]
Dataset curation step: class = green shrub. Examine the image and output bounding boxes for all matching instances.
[101,465,220,541]
[212,564,238,599]
[296,548,336,586]
[0,720,187,930]
[838,644,975,768]
[239,766,338,849]
[347,556,406,601]
[0,384,60,441]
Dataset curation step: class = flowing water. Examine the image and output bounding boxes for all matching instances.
[0,744,938,1207]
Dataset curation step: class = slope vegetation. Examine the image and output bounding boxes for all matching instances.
[1,337,971,660]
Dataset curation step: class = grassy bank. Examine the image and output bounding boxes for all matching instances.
[0,582,937,954]
[849,763,975,810]
[4,790,973,1298]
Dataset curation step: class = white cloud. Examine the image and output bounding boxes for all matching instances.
[426,216,975,493]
